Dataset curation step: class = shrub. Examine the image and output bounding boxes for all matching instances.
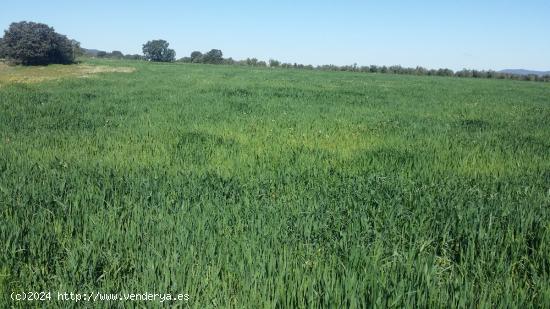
[2,21,75,65]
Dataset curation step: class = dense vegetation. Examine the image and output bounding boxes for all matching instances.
[83,45,550,83]
[176,51,550,83]
[1,59,549,307]
[142,39,176,62]
[0,21,77,65]
[95,50,143,60]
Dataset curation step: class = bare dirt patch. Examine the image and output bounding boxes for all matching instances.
[0,63,136,84]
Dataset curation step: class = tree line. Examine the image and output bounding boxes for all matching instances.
[310,64,550,82]
[1,21,548,83]
[128,40,550,83]
[95,50,143,60]
[176,54,550,83]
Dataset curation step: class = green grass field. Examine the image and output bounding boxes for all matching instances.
[1,59,549,307]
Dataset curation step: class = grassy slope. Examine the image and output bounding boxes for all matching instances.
[1,59,549,307]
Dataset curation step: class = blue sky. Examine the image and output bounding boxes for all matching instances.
[1,1,549,71]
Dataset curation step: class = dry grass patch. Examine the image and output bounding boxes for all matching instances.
[0,63,136,84]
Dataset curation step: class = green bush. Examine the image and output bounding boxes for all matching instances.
[142,39,175,62]
[1,21,75,65]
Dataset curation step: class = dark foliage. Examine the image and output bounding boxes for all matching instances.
[0,37,5,58]
[142,39,175,62]
[269,59,280,67]
[202,49,223,64]
[93,50,142,60]
[179,49,226,65]
[96,51,107,58]
[190,51,203,63]
[110,50,124,59]
[2,21,75,65]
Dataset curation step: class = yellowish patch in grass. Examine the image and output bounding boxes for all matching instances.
[0,63,135,84]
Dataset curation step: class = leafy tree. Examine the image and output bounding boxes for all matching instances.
[190,51,203,63]
[1,21,75,65]
[203,49,223,64]
[269,59,280,67]
[96,51,107,58]
[142,40,175,62]
[110,50,124,59]
[246,58,258,66]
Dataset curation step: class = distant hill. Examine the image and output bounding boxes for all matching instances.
[499,69,550,76]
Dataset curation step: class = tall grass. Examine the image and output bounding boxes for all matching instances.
[1,59,549,307]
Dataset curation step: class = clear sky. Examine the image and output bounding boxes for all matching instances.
[1,0,549,71]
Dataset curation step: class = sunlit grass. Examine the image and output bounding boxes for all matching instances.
[1,59,549,307]
[0,61,135,85]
